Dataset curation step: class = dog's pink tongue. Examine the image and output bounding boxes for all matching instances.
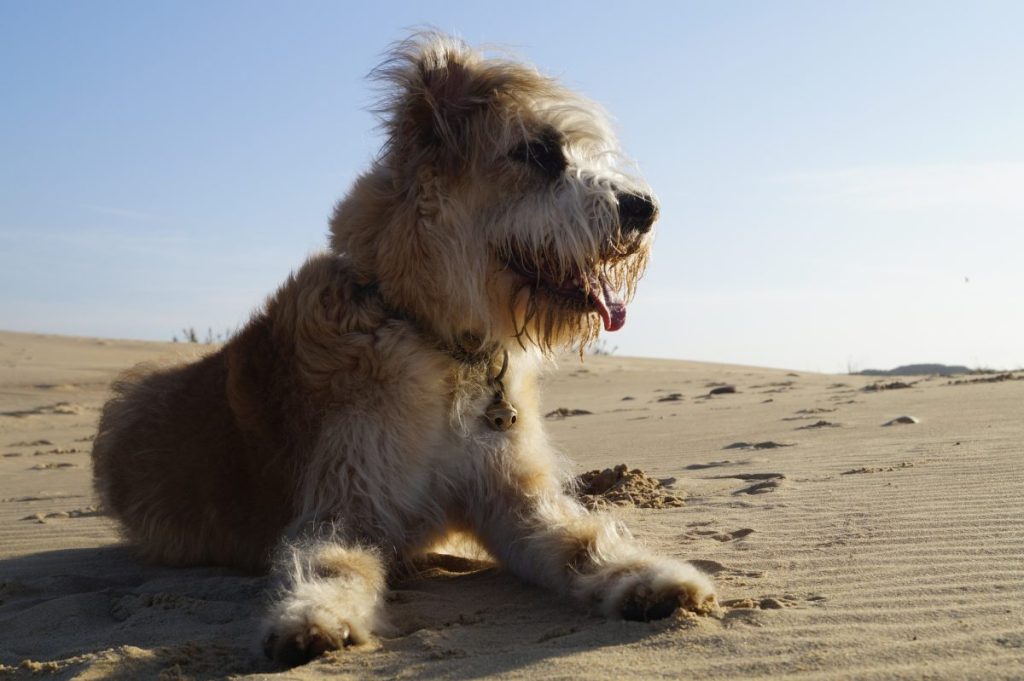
[589,275,627,332]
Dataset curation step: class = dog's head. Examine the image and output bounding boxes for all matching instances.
[331,33,657,354]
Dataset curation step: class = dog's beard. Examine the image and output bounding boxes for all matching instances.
[509,283,601,353]
[504,250,648,354]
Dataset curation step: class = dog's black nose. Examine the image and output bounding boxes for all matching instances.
[617,192,658,234]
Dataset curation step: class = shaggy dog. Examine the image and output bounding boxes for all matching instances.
[91,33,715,667]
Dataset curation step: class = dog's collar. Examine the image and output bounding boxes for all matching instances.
[438,332,501,367]
[366,282,517,431]
[365,282,501,367]
[394,314,500,368]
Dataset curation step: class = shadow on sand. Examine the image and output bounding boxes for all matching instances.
[0,547,691,679]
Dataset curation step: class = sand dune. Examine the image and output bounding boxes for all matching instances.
[1,330,1022,679]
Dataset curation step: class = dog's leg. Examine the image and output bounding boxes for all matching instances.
[470,480,715,620]
[563,507,718,621]
[261,539,387,667]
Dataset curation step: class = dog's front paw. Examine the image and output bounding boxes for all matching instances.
[261,588,376,667]
[263,618,355,668]
[618,572,715,621]
[583,559,716,621]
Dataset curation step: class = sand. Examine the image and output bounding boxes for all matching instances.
[1,329,1022,680]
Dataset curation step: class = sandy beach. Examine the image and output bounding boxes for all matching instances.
[1,329,1022,680]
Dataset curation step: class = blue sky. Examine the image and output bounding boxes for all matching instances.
[2,1,1022,372]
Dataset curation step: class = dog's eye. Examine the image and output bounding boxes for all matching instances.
[509,139,567,177]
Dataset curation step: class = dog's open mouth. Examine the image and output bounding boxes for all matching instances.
[505,256,627,332]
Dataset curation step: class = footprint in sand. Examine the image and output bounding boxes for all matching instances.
[749,381,797,394]
[795,420,840,430]
[841,462,914,475]
[1,402,87,418]
[33,447,85,456]
[33,383,80,391]
[545,408,593,419]
[7,439,53,447]
[688,559,764,580]
[735,479,784,495]
[782,407,837,422]
[2,494,82,502]
[20,506,102,523]
[685,460,744,470]
[706,472,786,495]
[720,593,825,627]
[883,415,919,426]
[683,526,755,542]
[722,595,801,610]
[723,441,794,451]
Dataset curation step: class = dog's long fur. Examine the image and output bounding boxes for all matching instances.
[91,33,715,667]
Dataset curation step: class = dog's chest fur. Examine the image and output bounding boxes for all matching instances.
[292,320,546,558]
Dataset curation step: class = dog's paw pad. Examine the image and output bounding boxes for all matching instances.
[264,623,353,668]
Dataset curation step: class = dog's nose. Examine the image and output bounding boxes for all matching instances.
[617,193,658,234]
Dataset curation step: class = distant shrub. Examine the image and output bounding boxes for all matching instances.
[174,326,231,344]
[589,339,618,356]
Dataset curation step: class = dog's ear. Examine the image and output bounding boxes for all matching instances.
[376,34,518,173]
[402,45,477,154]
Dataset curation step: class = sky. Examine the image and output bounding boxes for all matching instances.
[2,1,1022,373]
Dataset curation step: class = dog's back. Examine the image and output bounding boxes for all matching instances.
[92,314,306,571]
[90,252,444,572]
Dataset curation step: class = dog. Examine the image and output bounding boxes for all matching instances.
[91,33,715,667]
